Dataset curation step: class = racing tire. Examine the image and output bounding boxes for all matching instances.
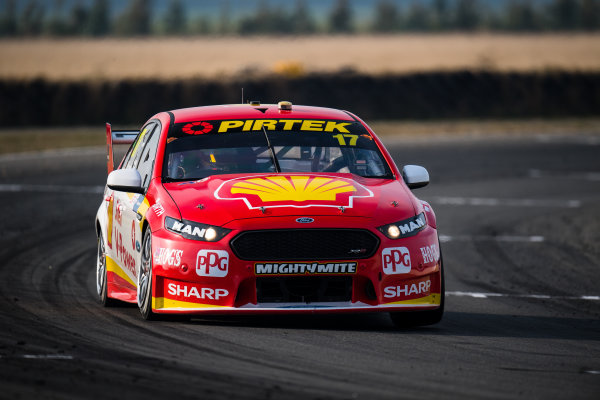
[138,229,155,320]
[389,252,445,328]
[97,232,118,307]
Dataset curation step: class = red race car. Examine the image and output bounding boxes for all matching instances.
[96,102,444,326]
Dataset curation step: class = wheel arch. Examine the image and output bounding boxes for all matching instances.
[95,219,102,237]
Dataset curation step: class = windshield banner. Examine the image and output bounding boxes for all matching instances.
[173,119,365,136]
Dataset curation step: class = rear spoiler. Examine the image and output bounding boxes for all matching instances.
[106,123,138,174]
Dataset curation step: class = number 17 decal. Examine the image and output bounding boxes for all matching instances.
[332,134,359,146]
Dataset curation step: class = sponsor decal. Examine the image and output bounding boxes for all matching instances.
[384,278,432,300]
[420,244,439,264]
[166,219,207,239]
[183,121,214,135]
[378,213,426,239]
[153,203,165,217]
[132,194,144,213]
[215,175,373,210]
[382,247,411,274]
[131,220,136,250]
[114,228,136,277]
[107,196,114,249]
[196,250,229,277]
[165,217,230,242]
[154,248,183,267]
[397,213,426,236]
[130,127,148,160]
[296,217,314,223]
[114,199,123,226]
[216,119,352,134]
[167,283,228,300]
[348,248,367,255]
[255,262,357,275]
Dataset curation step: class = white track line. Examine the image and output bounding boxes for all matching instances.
[439,235,544,243]
[22,354,74,360]
[0,147,104,162]
[528,169,600,181]
[0,184,103,194]
[431,196,581,208]
[447,291,600,301]
[534,135,600,145]
[0,354,75,360]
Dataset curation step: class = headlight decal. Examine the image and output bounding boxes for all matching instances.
[165,217,230,242]
[378,212,426,239]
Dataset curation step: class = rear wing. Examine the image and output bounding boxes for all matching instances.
[106,123,138,174]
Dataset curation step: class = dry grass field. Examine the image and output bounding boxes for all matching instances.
[1,34,600,81]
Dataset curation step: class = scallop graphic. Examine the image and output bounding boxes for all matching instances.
[230,176,356,202]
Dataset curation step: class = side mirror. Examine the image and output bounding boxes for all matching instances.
[402,165,429,189]
[107,168,144,194]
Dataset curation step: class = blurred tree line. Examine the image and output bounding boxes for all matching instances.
[0,0,599,37]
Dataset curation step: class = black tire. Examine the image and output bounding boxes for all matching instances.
[137,229,190,322]
[390,252,445,328]
[138,228,155,320]
[137,229,158,320]
[97,231,118,307]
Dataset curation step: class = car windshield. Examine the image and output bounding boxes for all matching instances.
[162,118,393,181]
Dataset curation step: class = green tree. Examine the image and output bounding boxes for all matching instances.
[44,0,70,36]
[580,0,599,30]
[505,0,538,31]
[454,0,480,30]
[433,0,449,30]
[68,1,89,35]
[405,1,432,31]
[328,0,353,33]
[19,0,45,36]
[217,0,231,35]
[371,0,399,33]
[87,0,110,36]
[238,1,293,35]
[0,0,17,36]
[549,0,579,29]
[191,16,212,35]
[162,0,186,35]
[291,0,316,34]
[115,0,152,36]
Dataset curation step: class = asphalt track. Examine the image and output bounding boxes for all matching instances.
[0,132,599,399]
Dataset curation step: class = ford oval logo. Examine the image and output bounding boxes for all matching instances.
[296,217,314,223]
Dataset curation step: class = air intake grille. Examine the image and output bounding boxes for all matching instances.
[230,229,379,261]
[257,276,352,303]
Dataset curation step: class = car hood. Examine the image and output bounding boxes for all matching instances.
[163,173,417,227]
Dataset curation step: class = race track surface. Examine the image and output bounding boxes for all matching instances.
[1,134,599,399]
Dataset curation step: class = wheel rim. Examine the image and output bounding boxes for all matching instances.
[96,234,106,298]
[137,232,152,310]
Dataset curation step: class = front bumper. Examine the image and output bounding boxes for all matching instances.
[149,225,442,314]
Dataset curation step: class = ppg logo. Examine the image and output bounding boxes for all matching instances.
[196,250,229,277]
[382,247,411,274]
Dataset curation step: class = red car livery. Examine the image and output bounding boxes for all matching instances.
[95,102,444,326]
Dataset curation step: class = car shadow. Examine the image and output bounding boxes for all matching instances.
[186,311,600,341]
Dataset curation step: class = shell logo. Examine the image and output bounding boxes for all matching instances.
[215,175,373,209]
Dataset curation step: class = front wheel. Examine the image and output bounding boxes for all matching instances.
[137,229,155,320]
[390,252,445,328]
[97,231,117,306]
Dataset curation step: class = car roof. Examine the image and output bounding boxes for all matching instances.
[169,104,355,124]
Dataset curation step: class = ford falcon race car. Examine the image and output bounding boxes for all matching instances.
[96,101,444,326]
